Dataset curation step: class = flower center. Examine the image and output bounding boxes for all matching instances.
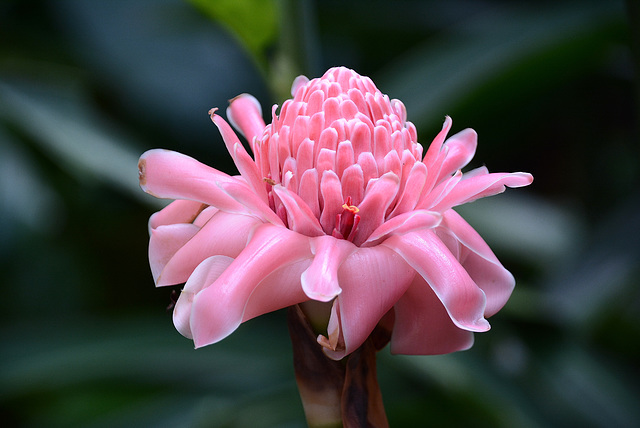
[334,196,360,241]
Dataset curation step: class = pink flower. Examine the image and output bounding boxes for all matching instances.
[139,66,532,360]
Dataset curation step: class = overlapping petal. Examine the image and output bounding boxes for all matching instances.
[189,224,312,348]
[390,274,475,355]
[154,211,261,286]
[321,245,416,360]
[382,229,490,332]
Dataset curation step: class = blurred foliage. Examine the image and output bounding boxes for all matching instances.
[188,0,277,67]
[1,0,639,427]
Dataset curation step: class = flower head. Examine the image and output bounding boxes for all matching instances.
[139,66,532,359]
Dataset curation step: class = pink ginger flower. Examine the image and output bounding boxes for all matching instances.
[139,66,532,360]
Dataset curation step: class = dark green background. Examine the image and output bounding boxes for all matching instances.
[1,0,638,426]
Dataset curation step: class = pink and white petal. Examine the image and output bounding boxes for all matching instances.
[351,172,400,246]
[390,275,474,355]
[322,246,416,360]
[173,255,234,339]
[217,180,284,226]
[437,128,478,181]
[189,224,312,348]
[242,258,311,321]
[439,210,515,316]
[422,116,452,167]
[417,170,462,211]
[192,206,218,228]
[138,149,246,212]
[156,211,261,286]
[272,185,325,237]
[149,199,208,230]
[301,235,357,302]
[382,229,490,332]
[149,223,200,285]
[388,161,428,218]
[225,93,266,145]
[210,113,269,202]
[361,210,441,247]
[319,170,344,234]
[432,171,534,212]
[298,169,320,218]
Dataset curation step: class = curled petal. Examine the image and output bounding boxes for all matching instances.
[138,149,246,212]
[437,128,477,181]
[321,246,416,360]
[382,229,490,332]
[190,224,312,348]
[390,275,474,355]
[389,161,427,217]
[432,171,534,212]
[351,172,400,246]
[301,236,357,301]
[149,223,199,285]
[217,180,284,225]
[422,116,452,167]
[226,93,266,146]
[149,199,208,231]
[211,113,268,202]
[438,210,515,316]
[272,185,325,237]
[173,255,234,339]
[155,211,261,286]
[362,210,441,247]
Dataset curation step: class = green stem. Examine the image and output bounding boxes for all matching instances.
[271,0,320,102]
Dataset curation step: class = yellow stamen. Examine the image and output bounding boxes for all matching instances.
[342,203,359,213]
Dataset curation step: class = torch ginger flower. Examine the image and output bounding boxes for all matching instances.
[139,66,532,360]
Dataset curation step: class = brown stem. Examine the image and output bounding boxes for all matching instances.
[287,305,390,428]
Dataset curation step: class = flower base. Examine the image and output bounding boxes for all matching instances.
[287,305,389,428]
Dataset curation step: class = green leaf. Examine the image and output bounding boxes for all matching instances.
[189,0,278,62]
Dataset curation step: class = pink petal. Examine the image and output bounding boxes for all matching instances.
[351,172,400,246]
[225,93,266,147]
[173,255,234,339]
[422,116,452,167]
[340,164,364,206]
[321,245,416,360]
[301,236,357,301]
[138,149,246,212]
[216,180,284,225]
[417,170,463,210]
[149,199,208,230]
[431,171,534,212]
[149,223,199,284]
[155,211,261,286]
[189,224,312,348]
[291,75,310,97]
[438,210,515,316]
[388,161,427,218]
[298,169,320,218]
[272,185,325,237]
[382,230,490,332]
[210,113,268,202]
[436,128,477,181]
[241,258,311,321]
[362,210,441,247]
[319,170,344,234]
[390,275,474,355]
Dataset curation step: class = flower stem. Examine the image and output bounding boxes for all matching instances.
[287,305,389,428]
